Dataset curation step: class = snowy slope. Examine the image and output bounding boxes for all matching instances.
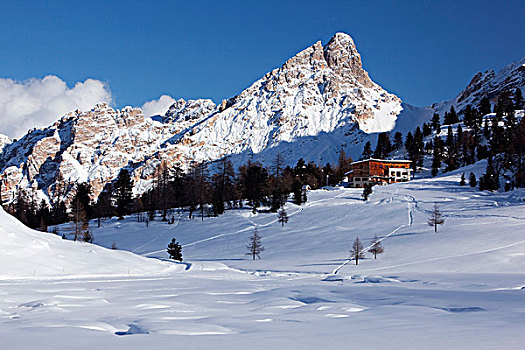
[78,161,525,276]
[0,206,176,279]
[3,164,525,349]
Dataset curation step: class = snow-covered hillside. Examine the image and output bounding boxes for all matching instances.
[0,205,176,279]
[74,162,525,275]
[3,164,525,349]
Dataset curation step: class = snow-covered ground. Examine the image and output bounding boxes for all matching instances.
[2,162,525,349]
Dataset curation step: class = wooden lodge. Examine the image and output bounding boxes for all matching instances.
[346,159,412,187]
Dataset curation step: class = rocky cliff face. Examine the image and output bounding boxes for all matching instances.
[457,57,525,106]
[1,32,403,206]
[431,57,525,115]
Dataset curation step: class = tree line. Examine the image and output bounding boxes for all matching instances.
[361,88,525,192]
[4,151,355,232]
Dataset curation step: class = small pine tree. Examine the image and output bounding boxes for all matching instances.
[278,208,288,227]
[479,97,492,116]
[361,141,372,159]
[431,113,441,133]
[459,173,466,186]
[350,237,364,265]
[393,131,403,150]
[82,231,93,243]
[114,169,134,220]
[292,178,303,205]
[427,204,445,233]
[479,157,499,191]
[514,88,524,109]
[167,238,183,261]
[368,235,384,259]
[469,172,477,187]
[362,183,372,201]
[246,228,264,260]
[431,137,442,177]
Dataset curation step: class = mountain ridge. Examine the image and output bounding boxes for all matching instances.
[0,33,523,207]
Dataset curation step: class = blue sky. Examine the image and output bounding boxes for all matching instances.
[0,0,523,108]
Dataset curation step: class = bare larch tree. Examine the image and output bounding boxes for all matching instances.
[278,208,288,227]
[427,204,445,233]
[350,237,365,265]
[368,235,384,259]
[246,228,265,260]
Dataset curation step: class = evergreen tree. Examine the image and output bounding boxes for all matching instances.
[82,231,93,243]
[469,172,477,187]
[362,183,372,201]
[361,141,372,160]
[240,161,269,213]
[246,228,264,260]
[445,125,457,172]
[71,183,92,241]
[368,235,384,259]
[515,88,524,109]
[479,97,492,116]
[456,124,464,166]
[167,238,183,261]
[393,132,403,150]
[350,237,364,265]
[463,104,479,130]
[431,136,443,177]
[431,113,441,133]
[277,208,288,227]
[427,204,445,233]
[479,157,499,191]
[291,178,303,205]
[35,200,50,232]
[412,127,424,169]
[323,163,335,186]
[444,106,459,125]
[404,132,414,156]
[114,169,134,220]
[373,133,392,159]
[422,123,432,137]
[459,173,466,186]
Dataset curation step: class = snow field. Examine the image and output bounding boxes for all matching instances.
[2,160,525,348]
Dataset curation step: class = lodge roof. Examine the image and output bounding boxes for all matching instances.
[350,158,412,165]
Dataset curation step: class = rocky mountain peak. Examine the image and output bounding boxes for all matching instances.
[323,32,374,88]
[163,98,216,124]
[455,57,525,108]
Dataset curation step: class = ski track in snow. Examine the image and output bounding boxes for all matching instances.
[134,214,182,254]
[331,190,414,275]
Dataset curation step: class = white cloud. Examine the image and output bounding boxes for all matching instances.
[0,76,112,138]
[141,95,176,117]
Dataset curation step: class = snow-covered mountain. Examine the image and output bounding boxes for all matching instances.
[431,57,525,116]
[392,57,525,132]
[1,31,522,207]
[0,32,403,205]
